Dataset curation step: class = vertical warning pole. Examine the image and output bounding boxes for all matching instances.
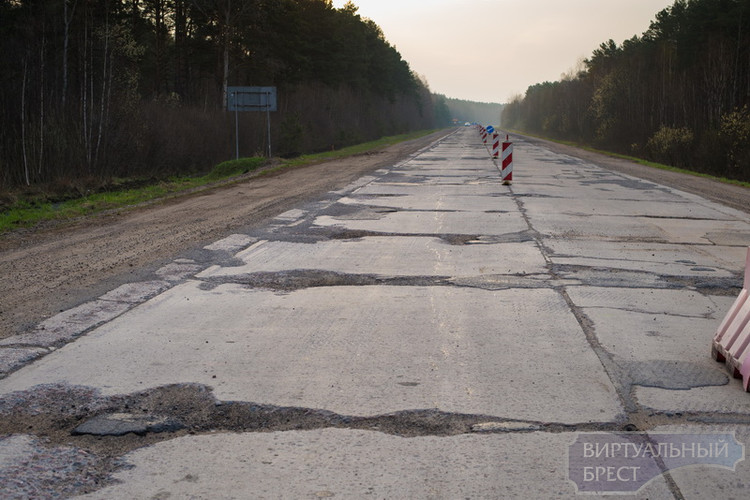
[501,138,513,185]
[492,133,500,158]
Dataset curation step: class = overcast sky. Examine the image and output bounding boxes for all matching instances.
[332,0,676,103]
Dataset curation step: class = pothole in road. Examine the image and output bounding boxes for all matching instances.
[1,378,741,497]
[551,264,743,296]
[197,270,454,291]
[197,269,552,292]
[324,229,536,245]
[0,383,615,456]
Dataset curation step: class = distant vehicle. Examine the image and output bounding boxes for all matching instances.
[464,122,471,126]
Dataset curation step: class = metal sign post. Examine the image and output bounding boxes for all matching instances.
[265,90,272,158]
[227,86,277,159]
[234,98,240,160]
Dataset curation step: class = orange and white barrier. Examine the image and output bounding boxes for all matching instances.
[712,247,750,391]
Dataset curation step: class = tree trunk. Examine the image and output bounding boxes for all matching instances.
[62,0,77,106]
[174,0,187,97]
[222,1,231,111]
[21,59,29,186]
[95,8,110,170]
[39,31,45,176]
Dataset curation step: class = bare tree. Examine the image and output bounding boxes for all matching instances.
[37,28,48,177]
[21,58,29,186]
[62,0,77,106]
[192,0,254,110]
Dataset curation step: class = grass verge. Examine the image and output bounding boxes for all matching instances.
[278,130,436,169]
[0,130,437,234]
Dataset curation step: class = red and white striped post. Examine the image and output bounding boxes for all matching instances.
[492,132,500,158]
[481,128,488,144]
[501,135,513,184]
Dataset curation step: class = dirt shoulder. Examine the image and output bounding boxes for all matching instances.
[0,130,454,340]
[1,129,748,340]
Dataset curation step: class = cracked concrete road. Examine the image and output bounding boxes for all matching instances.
[2,128,750,498]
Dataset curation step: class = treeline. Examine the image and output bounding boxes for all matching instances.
[502,0,750,181]
[0,0,436,193]
[433,95,503,127]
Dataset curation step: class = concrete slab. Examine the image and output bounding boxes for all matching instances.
[314,210,528,235]
[352,182,509,197]
[522,196,735,219]
[700,243,750,267]
[329,175,379,196]
[98,281,171,304]
[644,218,750,245]
[338,193,518,212]
[0,299,132,347]
[155,259,203,281]
[74,429,674,499]
[583,307,724,368]
[566,286,723,318]
[529,212,676,242]
[546,240,739,278]
[566,286,732,394]
[203,234,256,252]
[511,179,688,202]
[636,384,750,413]
[1,283,623,423]
[647,425,750,498]
[198,237,548,279]
[0,347,47,376]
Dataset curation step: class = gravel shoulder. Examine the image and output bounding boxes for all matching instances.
[1,129,748,341]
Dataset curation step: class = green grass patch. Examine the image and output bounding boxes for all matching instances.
[0,182,176,233]
[0,159,267,234]
[205,156,266,180]
[279,130,437,169]
[0,130,438,234]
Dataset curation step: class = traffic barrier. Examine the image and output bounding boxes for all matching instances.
[501,136,513,184]
[712,247,750,391]
[492,133,500,158]
[481,128,488,144]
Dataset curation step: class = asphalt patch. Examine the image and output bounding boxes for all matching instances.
[619,360,729,390]
[73,413,185,437]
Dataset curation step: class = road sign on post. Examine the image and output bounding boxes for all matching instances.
[227,86,277,112]
[227,86,277,159]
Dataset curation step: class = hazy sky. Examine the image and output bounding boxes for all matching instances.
[332,0,676,103]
